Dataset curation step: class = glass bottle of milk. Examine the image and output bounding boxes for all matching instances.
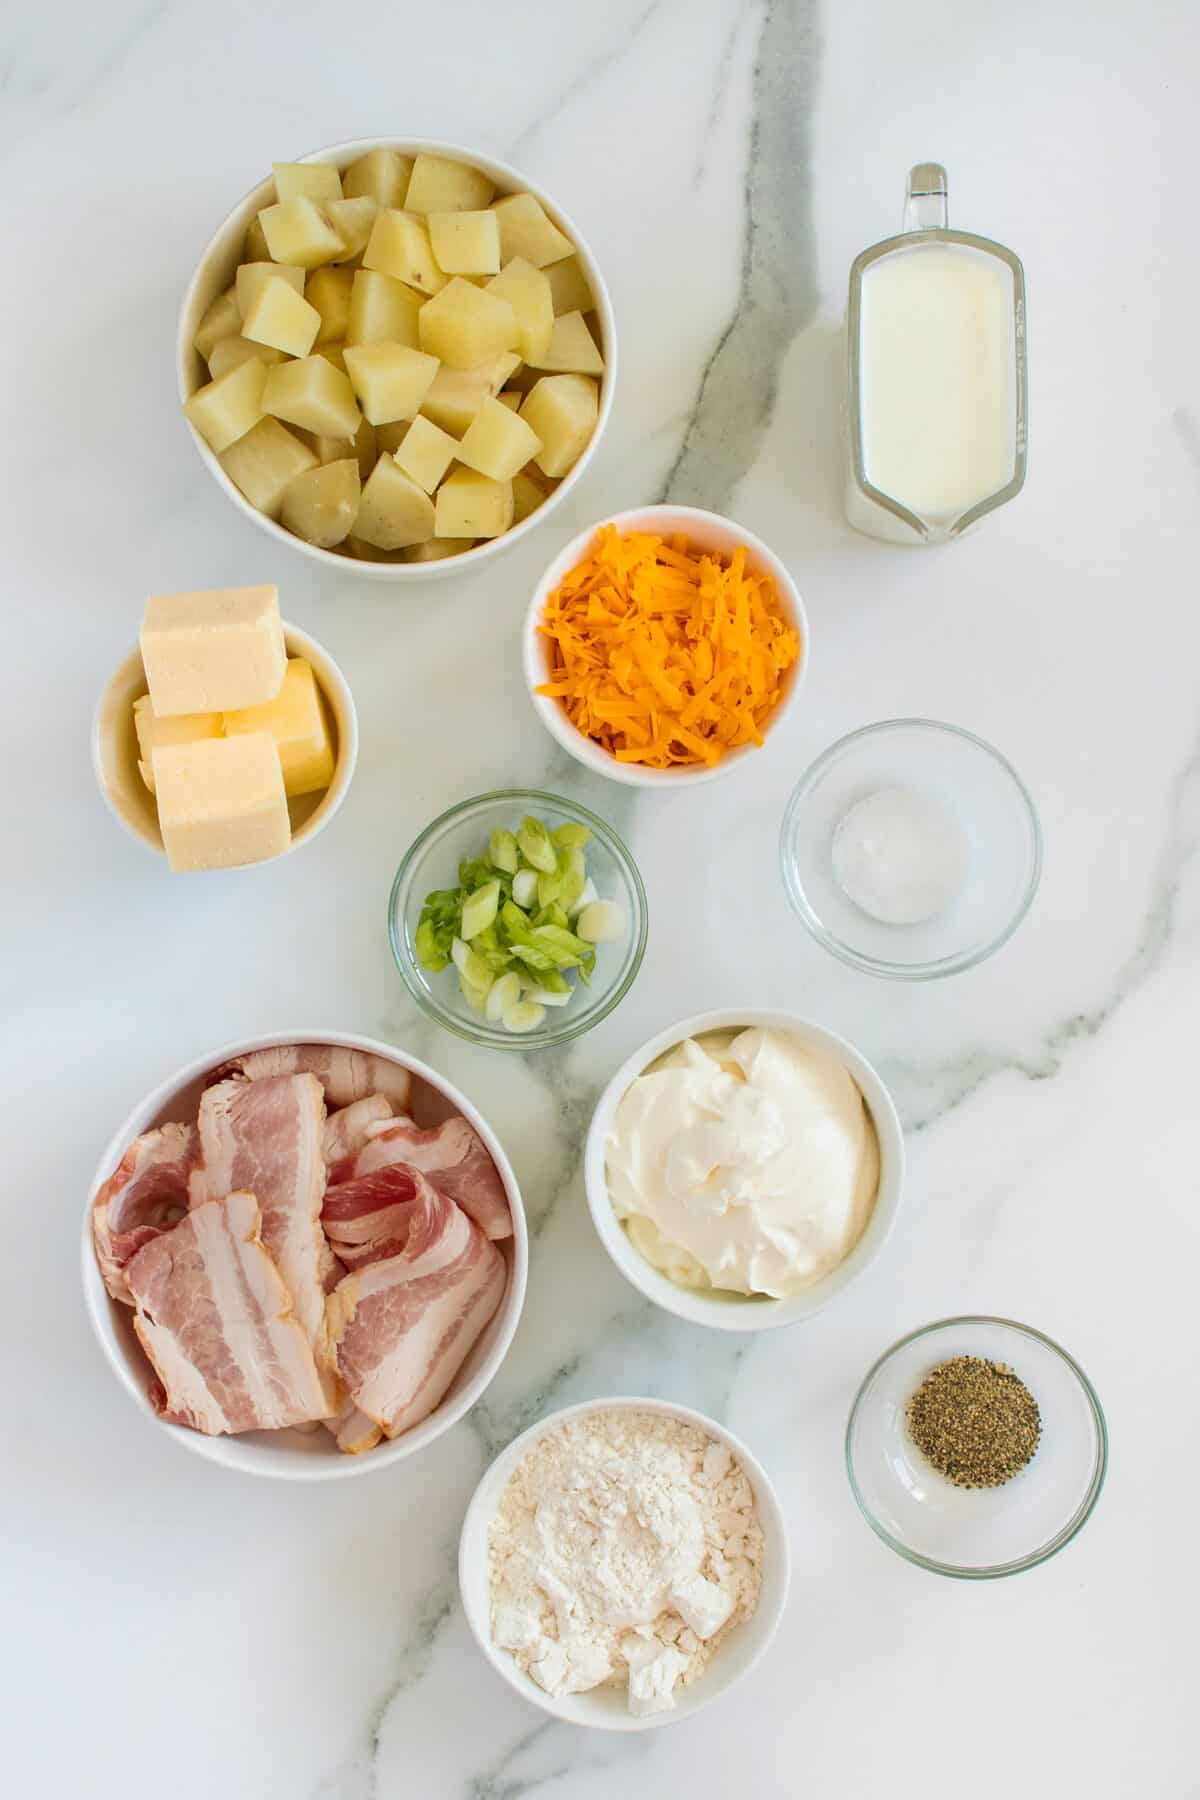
[845,164,1027,544]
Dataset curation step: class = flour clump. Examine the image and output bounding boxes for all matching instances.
[487,1408,763,1716]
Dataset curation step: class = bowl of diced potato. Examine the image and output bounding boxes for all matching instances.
[178,139,616,578]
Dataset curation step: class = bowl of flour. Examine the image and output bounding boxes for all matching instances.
[458,1397,790,1729]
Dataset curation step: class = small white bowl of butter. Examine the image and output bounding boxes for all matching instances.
[585,1009,903,1331]
[93,591,357,870]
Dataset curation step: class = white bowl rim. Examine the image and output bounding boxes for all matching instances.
[90,618,359,864]
[522,504,809,788]
[457,1392,791,1730]
[81,1028,528,1480]
[177,135,617,582]
[584,1008,903,1331]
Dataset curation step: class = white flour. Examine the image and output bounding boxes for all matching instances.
[487,1408,764,1716]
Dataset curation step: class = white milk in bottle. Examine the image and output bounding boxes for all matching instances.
[846,165,1027,544]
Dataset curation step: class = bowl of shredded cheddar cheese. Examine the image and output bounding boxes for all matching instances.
[523,506,808,788]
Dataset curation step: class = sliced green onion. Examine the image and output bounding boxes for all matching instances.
[459,972,491,1014]
[485,971,521,1021]
[523,984,571,1007]
[567,876,597,920]
[451,936,494,989]
[551,822,592,850]
[511,868,539,909]
[510,941,556,972]
[461,879,500,940]
[576,900,627,944]
[488,828,519,874]
[557,847,586,910]
[537,868,563,907]
[517,816,557,873]
[503,1000,546,1033]
[415,917,449,971]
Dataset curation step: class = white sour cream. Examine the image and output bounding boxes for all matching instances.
[606,1027,879,1298]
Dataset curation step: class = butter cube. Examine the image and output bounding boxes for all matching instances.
[133,694,222,793]
[222,659,335,798]
[141,585,286,716]
[153,733,290,872]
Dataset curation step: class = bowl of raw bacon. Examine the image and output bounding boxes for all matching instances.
[82,1032,527,1478]
[522,505,808,789]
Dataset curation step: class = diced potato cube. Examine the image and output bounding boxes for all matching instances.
[154,733,290,872]
[343,148,414,207]
[183,357,267,452]
[263,356,362,438]
[326,196,378,261]
[316,342,347,372]
[363,210,446,294]
[193,287,241,360]
[519,375,599,478]
[242,277,321,358]
[531,309,604,375]
[218,417,318,518]
[497,391,521,411]
[236,261,305,318]
[419,352,521,434]
[491,193,573,268]
[418,278,518,369]
[280,458,361,549]
[259,196,345,269]
[313,416,377,480]
[346,269,423,346]
[373,421,407,454]
[223,658,336,796]
[435,467,514,539]
[343,535,403,563]
[355,456,436,549]
[133,695,222,794]
[403,537,475,562]
[427,211,500,275]
[273,161,342,203]
[243,214,271,263]
[404,153,495,214]
[393,415,458,492]
[206,336,286,380]
[512,467,553,524]
[486,258,553,363]
[456,396,542,482]
[343,343,439,426]
[544,254,594,315]
[305,266,353,344]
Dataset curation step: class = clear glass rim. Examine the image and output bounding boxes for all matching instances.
[387,787,649,1050]
[845,1314,1109,1580]
[779,717,1043,980]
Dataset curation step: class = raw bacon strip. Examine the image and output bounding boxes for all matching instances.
[331,1398,383,1455]
[334,1117,512,1241]
[126,1191,330,1435]
[197,1074,336,1408]
[322,1163,442,1271]
[326,1195,505,1438]
[322,1094,394,1167]
[210,1045,412,1114]
[92,1123,200,1303]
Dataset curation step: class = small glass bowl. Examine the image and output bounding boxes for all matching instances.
[846,1316,1108,1579]
[389,789,648,1050]
[779,719,1042,979]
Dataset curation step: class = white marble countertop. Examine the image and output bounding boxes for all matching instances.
[6,0,1196,1793]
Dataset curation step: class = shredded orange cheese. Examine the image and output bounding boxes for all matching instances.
[537,525,800,769]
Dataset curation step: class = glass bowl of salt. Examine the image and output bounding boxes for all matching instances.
[779,718,1042,979]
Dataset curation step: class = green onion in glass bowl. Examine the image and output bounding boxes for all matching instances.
[389,791,648,1050]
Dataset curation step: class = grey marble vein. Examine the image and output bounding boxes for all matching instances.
[505,0,666,164]
[692,0,757,188]
[661,0,822,510]
[893,704,1200,1134]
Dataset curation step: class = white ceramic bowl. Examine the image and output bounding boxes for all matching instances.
[458,1395,790,1729]
[92,619,358,865]
[178,137,617,580]
[585,1009,903,1330]
[81,1030,528,1479]
[522,505,808,788]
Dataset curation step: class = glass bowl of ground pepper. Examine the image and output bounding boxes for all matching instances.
[845,1317,1107,1579]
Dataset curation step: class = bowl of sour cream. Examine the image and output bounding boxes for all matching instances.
[584,1011,904,1331]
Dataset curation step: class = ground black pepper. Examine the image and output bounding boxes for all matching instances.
[906,1355,1041,1488]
